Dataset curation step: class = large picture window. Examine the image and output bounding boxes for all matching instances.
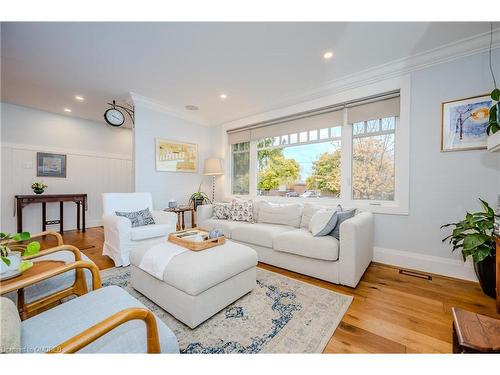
[226,90,407,213]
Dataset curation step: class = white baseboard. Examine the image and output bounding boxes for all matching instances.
[374,247,477,282]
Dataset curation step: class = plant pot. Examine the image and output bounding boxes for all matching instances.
[473,252,496,299]
[193,198,205,211]
[33,188,44,194]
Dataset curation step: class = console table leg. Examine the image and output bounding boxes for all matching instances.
[59,202,64,234]
[82,196,86,232]
[42,202,47,231]
[16,199,23,233]
[76,202,81,230]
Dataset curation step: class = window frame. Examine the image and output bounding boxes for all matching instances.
[224,76,410,215]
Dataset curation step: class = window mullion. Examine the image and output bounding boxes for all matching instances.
[340,108,351,205]
[249,140,258,197]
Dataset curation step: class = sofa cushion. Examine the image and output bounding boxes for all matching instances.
[212,202,231,219]
[330,209,357,240]
[273,228,339,261]
[115,208,155,228]
[198,218,251,239]
[309,209,339,236]
[231,223,296,248]
[257,201,302,227]
[21,285,179,353]
[300,203,324,229]
[230,199,254,222]
[1,297,21,353]
[130,224,169,241]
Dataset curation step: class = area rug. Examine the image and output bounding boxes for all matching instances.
[100,267,352,353]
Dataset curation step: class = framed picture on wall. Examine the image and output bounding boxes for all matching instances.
[37,152,67,177]
[155,138,198,172]
[441,94,492,152]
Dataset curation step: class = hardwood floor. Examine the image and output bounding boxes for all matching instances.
[42,227,499,354]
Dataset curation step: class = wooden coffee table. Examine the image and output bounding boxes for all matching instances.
[164,206,195,230]
[1,260,70,320]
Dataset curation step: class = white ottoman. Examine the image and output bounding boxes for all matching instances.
[129,240,258,329]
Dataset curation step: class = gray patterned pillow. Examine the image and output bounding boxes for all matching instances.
[115,208,155,227]
[230,199,254,222]
[212,202,231,220]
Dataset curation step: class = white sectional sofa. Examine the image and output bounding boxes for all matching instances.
[197,202,373,288]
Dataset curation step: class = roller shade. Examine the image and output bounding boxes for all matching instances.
[347,96,400,124]
[227,109,343,144]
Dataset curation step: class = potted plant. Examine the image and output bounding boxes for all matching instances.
[0,232,41,278]
[441,199,498,298]
[188,183,211,211]
[32,182,48,194]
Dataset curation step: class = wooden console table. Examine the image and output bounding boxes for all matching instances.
[495,236,500,314]
[164,206,195,231]
[15,194,87,234]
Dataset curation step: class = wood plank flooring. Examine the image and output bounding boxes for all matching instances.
[41,227,499,353]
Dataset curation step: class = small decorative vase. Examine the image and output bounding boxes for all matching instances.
[0,252,22,280]
[33,188,44,194]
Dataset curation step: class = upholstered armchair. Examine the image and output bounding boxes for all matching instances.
[102,192,176,267]
[0,261,179,353]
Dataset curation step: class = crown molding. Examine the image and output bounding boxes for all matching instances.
[220,28,500,126]
[129,92,210,127]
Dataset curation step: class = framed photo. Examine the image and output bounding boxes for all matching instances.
[155,138,198,173]
[37,152,67,177]
[441,94,492,152]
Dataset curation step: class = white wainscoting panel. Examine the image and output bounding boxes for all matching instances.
[1,144,132,233]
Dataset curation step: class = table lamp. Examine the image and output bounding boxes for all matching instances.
[203,158,223,202]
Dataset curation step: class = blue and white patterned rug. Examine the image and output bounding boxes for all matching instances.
[100,267,352,353]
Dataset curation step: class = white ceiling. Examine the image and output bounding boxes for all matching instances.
[1,22,498,127]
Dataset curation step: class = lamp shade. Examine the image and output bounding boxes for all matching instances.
[203,158,223,175]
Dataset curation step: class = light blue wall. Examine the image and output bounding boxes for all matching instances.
[374,49,500,259]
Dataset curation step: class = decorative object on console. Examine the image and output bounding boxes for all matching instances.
[156,138,198,172]
[203,157,224,202]
[37,152,66,178]
[115,208,156,228]
[168,200,178,208]
[188,183,211,211]
[0,232,40,280]
[230,199,254,222]
[442,198,498,298]
[441,94,492,151]
[31,182,47,195]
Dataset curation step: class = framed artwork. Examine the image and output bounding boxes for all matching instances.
[441,94,492,152]
[37,152,67,177]
[155,138,198,172]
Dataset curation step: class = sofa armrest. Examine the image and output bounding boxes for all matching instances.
[337,211,374,288]
[196,204,213,226]
[151,211,177,232]
[102,214,132,246]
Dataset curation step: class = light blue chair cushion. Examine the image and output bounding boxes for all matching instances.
[5,250,96,304]
[21,285,179,353]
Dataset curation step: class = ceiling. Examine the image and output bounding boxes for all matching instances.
[1,22,498,127]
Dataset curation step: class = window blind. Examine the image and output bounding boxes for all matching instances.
[227,90,400,144]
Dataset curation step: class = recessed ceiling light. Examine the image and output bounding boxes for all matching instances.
[323,51,334,59]
[219,93,228,100]
[185,105,199,111]
[64,108,72,113]
[75,95,85,101]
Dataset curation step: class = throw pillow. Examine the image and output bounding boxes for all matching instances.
[230,199,254,222]
[309,209,339,236]
[115,208,156,227]
[257,201,302,227]
[212,202,231,220]
[0,297,21,353]
[330,208,357,239]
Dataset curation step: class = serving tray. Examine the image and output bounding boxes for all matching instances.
[168,228,225,251]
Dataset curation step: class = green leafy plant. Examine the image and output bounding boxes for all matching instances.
[188,183,211,207]
[486,88,500,135]
[0,232,41,271]
[31,182,48,190]
[441,199,499,263]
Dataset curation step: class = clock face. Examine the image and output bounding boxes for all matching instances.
[104,108,125,126]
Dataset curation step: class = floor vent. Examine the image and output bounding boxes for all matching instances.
[398,269,432,280]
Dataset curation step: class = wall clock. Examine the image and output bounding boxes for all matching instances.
[103,100,135,127]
